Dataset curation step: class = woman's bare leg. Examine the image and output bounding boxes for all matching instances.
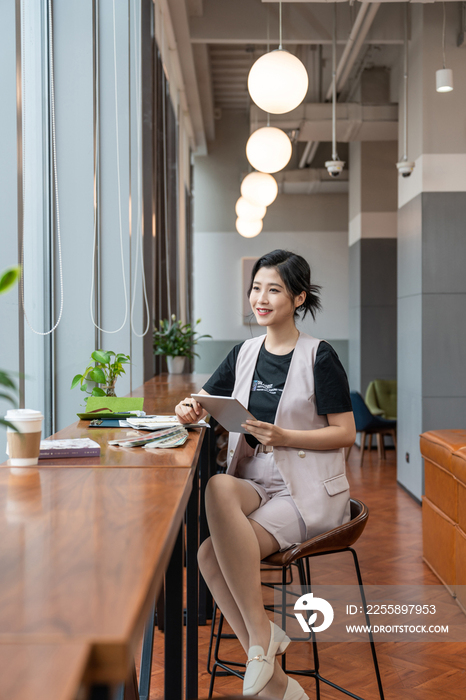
[199,533,289,698]
[198,536,250,651]
[205,474,281,654]
[199,532,288,698]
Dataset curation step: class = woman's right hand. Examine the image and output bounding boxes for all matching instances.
[175,397,204,424]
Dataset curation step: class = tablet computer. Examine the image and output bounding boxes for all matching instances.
[191,394,256,434]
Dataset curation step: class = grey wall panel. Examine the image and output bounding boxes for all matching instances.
[348,240,361,309]
[423,397,466,432]
[397,194,422,299]
[397,294,422,398]
[422,192,466,294]
[361,238,397,307]
[422,293,466,398]
[328,340,349,376]
[397,388,424,500]
[348,141,361,223]
[360,305,397,391]
[348,305,361,391]
[349,238,397,396]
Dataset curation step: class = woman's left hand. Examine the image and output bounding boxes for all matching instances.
[241,420,286,447]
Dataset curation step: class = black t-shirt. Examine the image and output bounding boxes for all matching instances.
[202,340,352,448]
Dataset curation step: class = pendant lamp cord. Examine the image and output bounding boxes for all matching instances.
[130,0,150,337]
[20,0,64,336]
[402,3,408,161]
[331,2,338,161]
[90,0,129,334]
[442,2,447,69]
[278,2,282,49]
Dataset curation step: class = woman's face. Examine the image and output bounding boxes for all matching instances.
[249,266,305,328]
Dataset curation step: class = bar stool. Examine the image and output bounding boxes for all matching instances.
[208,499,385,700]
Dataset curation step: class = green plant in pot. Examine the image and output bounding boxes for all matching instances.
[0,266,21,431]
[153,315,211,374]
[70,350,131,399]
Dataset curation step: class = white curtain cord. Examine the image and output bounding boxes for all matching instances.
[130,0,150,338]
[90,0,129,334]
[20,0,64,336]
[161,13,172,321]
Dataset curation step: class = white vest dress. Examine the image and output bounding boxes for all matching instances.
[226,332,351,540]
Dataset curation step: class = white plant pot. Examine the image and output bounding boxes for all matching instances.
[167,356,186,374]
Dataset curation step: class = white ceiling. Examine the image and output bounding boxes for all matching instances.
[166,0,454,152]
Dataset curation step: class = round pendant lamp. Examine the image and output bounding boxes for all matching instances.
[248,49,309,114]
[235,196,266,221]
[241,172,278,207]
[236,218,263,238]
[246,127,292,174]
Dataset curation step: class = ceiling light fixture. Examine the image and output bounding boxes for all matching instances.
[241,172,278,207]
[436,2,453,92]
[235,196,266,221]
[247,3,308,115]
[396,5,415,177]
[246,126,292,173]
[236,218,263,238]
[325,4,345,179]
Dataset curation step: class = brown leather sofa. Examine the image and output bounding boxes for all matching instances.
[420,429,466,612]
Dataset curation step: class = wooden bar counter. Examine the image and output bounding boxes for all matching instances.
[0,466,193,684]
[0,373,212,696]
[0,643,90,700]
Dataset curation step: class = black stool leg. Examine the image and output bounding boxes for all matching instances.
[206,602,218,675]
[349,548,385,700]
[138,601,156,700]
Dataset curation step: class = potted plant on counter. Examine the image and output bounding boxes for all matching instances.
[70,350,131,399]
[153,315,211,374]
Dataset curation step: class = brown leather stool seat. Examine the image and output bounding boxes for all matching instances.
[208,499,385,700]
[264,499,369,567]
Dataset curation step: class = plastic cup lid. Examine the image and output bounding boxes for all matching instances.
[5,409,44,422]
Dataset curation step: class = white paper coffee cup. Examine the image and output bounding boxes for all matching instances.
[5,409,44,469]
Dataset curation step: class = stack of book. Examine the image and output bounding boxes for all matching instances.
[39,438,101,459]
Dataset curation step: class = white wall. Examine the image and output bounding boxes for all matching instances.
[193,110,349,371]
[194,230,349,342]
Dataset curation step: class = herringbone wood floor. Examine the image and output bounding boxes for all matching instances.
[138,446,466,699]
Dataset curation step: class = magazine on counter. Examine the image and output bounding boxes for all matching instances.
[143,426,189,449]
[39,438,101,459]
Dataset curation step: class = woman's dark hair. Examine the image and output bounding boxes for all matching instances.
[247,249,322,320]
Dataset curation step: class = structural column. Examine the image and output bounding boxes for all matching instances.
[348,67,398,401]
[397,4,466,499]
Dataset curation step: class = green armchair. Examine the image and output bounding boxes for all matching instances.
[365,380,397,420]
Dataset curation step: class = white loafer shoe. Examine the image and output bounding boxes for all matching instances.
[243,620,291,696]
[283,676,309,700]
